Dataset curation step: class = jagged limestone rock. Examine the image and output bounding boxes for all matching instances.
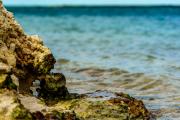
[0,1,66,94]
[0,1,152,119]
[0,90,79,120]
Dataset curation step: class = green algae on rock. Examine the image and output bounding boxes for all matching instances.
[11,104,33,120]
[0,90,80,120]
[0,90,33,120]
[53,91,151,120]
[14,90,151,120]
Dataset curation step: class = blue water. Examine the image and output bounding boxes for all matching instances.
[7,6,180,119]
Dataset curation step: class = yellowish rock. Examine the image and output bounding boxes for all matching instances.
[0,0,66,93]
[0,74,7,88]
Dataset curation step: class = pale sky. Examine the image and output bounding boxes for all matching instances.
[3,0,180,6]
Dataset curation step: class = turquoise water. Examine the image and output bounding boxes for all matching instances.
[7,6,180,119]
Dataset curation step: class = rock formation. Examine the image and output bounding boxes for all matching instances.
[0,0,66,95]
[0,1,153,120]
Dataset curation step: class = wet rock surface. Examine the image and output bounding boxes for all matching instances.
[0,1,153,120]
[53,91,152,120]
[0,89,152,120]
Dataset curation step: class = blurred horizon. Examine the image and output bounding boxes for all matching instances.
[3,0,180,6]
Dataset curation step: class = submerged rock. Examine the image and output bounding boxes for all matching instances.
[0,0,66,94]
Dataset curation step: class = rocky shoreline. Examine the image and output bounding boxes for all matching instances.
[0,89,153,120]
[0,1,153,119]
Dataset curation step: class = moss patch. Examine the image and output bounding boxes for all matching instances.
[53,92,151,120]
[11,104,33,120]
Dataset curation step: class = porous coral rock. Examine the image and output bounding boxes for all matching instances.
[0,0,66,94]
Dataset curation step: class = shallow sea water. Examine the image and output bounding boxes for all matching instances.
[7,6,180,119]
